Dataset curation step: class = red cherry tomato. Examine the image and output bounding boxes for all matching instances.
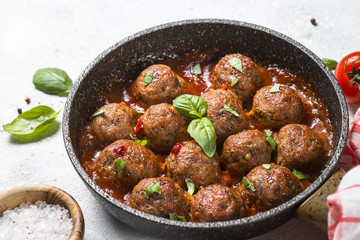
[334,51,360,104]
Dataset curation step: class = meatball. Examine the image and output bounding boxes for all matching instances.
[190,184,243,222]
[202,89,247,144]
[129,177,190,219]
[139,103,191,152]
[276,124,325,172]
[96,139,159,188]
[221,130,272,182]
[90,102,139,145]
[131,64,186,106]
[241,163,302,211]
[165,141,221,190]
[211,53,263,102]
[250,85,305,129]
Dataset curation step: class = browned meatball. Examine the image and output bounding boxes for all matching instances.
[129,177,190,219]
[140,103,191,152]
[211,53,263,102]
[202,89,247,144]
[90,102,139,145]
[165,141,221,190]
[241,163,302,211]
[96,139,159,188]
[276,124,325,172]
[130,64,186,106]
[190,184,243,222]
[250,85,305,129]
[221,130,272,182]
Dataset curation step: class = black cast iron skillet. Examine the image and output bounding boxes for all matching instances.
[63,19,348,239]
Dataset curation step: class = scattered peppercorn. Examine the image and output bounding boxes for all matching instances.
[17,108,22,114]
[310,18,318,26]
[25,97,31,104]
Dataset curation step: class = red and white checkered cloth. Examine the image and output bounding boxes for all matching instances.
[327,108,360,240]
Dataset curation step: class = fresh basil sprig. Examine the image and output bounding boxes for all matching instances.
[187,117,216,157]
[114,158,126,173]
[243,177,255,191]
[173,94,207,119]
[146,182,161,198]
[169,213,186,222]
[33,68,73,96]
[185,178,195,195]
[3,105,60,136]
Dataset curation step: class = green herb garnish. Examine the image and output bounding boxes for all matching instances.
[144,70,153,86]
[146,182,161,198]
[262,164,271,169]
[269,84,281,93]
[243,177,255,191]
[169,213,186,222]
[228,56,243,73]
[322,58,338,70]
[129,134,147,146]
[173,94,207,119]
[187,117,216,157]
[33,68,73,96]
[292,168,308,180]
[92,109,106,118]
[193,63,202,75]
[3,105,60,136]
[264,129,277,147]
[114,158,126,173]
[231,77,238,86]
[224,104,239,117]
[185,178,195,195]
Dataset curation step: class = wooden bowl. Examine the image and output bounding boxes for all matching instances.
[0,184,84,240]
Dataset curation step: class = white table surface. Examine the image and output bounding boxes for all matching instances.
[1,1,359,239]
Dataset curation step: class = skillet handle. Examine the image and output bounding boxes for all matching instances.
[296,168,346,233]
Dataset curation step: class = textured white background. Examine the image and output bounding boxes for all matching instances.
[1,1,359,239]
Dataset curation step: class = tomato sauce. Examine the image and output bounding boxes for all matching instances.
[79,49,334,204]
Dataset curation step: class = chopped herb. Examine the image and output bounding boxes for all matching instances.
[270,84,281,93]
[92,109,106,118]
[292,168,308,180]
[114,158,126,173]
[146,182,161,198]
[129,134,147,146]
[228,56,243,73]
[262,164,271,169]
[322,58,338,70]
[224,104,239,117]
[231,77,238,86]
[243,177,255,191]
[185,178,195,195]
[134,108,145,114]
[144,70,153,86]
[264,129,277,147]
[193,63,202,75]
[169,213,186,222]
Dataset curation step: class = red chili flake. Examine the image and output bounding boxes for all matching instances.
[171,142,186,155]
[113,145,125,157]
[25,97,31,104]
[221,84,229,90]
[134,119,144,135]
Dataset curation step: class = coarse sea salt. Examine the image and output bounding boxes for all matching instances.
[0,201,73,240]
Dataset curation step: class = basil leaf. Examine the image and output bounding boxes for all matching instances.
[3,105,60,136]
[224,104,239,117]
[173,94,207,119]
[114,158,126,173]
[169,213,186,222]
[231,77,238,87]
[129,134,147,146]
[133,108,145,114]
[187,117,216,157]
[146,182,161,198]
[185,178,195,195]
[322,58,338,70]
[264,129,277,147]
[269,84,281,93]
[144,70,153,86]
[262,164,271,169]
[193,63,202,75]
[33,68,73,96]
[92,109,106,118]
[292,168,308,180]
[243,177,255,191]
[228,56,243,73]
